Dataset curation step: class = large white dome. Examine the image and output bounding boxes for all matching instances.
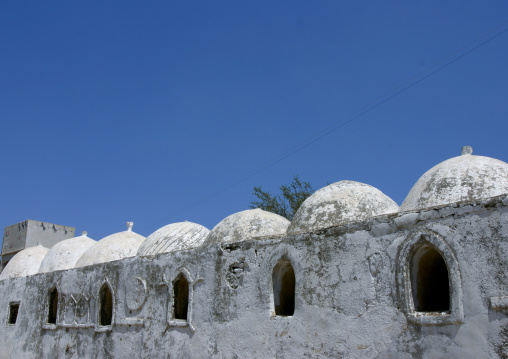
[38,232,96,273]
[0,245,49,280]
[75,223,145,268]
[137,221,210,256]
[287,180,399,235]
[204,208,290,245]
[401,147,508,211]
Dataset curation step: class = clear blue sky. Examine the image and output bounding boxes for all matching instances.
[1,1,507,243]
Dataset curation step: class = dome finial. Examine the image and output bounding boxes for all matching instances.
[461,146,473,155]
[127,221,134,231]
[82,230,88,236]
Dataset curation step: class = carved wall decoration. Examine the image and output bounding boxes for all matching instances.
[367,252,391,307]
[368,252,383,277]
[226,257,249,289]
[63,295,77,325]
[75,295,90,325]
[126,276,148,311]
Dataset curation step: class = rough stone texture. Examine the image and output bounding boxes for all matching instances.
[204,208,290,245]
[288,180,399,235]
[38,234,96,273]
[1,197,508,358]
[401,153,508,211]
[0,245,49,280]
[137,221,210,257]
[75,230,145,268]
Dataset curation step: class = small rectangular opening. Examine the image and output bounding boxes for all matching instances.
[8,303,19,325]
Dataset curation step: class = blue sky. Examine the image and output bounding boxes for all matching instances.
[1,1,508,243]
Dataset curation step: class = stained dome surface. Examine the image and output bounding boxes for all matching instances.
[204,208,290,245]
[137,221,210,256]
[401,147,508,211]
[287,180,399,235]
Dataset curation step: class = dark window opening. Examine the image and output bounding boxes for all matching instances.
[48,288,58,324]
[410,245,450,312]
[99,284,113,326]
[173,275,189,320]
[273,259,295,316]
[8,303,19,325]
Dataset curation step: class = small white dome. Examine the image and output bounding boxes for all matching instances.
[401,149,508,211]
[0,245,49,280]
[75,224,145,268]
[287,180,399,235]
[204,208,290,245]
[38,232,96,273]
[137,221,210,257]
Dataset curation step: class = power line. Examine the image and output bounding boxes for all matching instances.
[168,21,508,220]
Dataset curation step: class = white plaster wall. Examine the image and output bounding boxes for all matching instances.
[2,196,508,358]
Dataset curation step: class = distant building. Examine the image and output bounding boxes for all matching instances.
[1,220,75,272]
[1,147,508,357]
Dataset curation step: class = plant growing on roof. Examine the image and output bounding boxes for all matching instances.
[249,175,314,220]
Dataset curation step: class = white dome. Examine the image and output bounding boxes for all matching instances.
[401,148,508,211]
[75,223,145,268]
[38,232,96,273]
[137,221,210,257]
[287,180,399,235]
[204,209,290,245]
[0,245,49,280]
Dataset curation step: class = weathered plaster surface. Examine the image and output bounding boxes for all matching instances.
[204,208,290,245]
[2,196,508,358]
[137,221,210,257]
[287,180,399,235]
[401,153,508,212]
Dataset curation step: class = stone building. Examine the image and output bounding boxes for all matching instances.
[1,220,75,272]
[1,147,508,358]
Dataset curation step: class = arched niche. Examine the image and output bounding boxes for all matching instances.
[410,243,450,312]
[272,258,296,316]
[396,228,463,325]
[163,268,195,331]
[42,283,60,330]
[172,274,189,321]
[97,282,114,329]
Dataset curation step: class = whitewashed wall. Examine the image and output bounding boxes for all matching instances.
[1,195,508,358]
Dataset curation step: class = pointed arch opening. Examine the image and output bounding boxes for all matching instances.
[47,287,58,324]
[410,244,450,312]
[173,274,189,320]
[99,283,113,326]
[272,258,295,316]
